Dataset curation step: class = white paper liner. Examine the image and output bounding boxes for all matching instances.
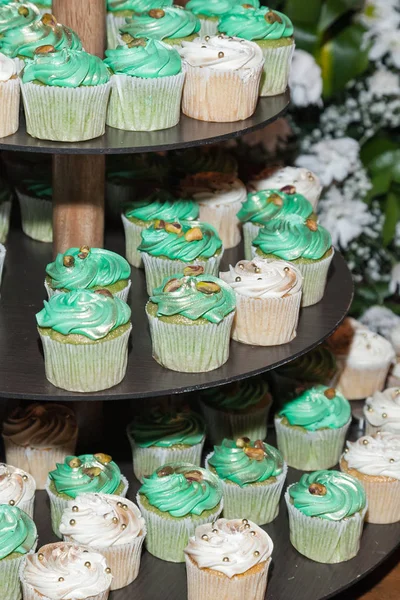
[16,190,52,243]
[337,361,391,400]
[106,13,126,49]
[107,181,135,221]
[197,199,242,249]
[21,81,111,142]
[13,58,25,75]
[38,325,131,393]
[200,400,271,446]
[0,243,5,286]
[182,62,263,122]
[121,214,146,269]
[285,487,367,563]
[258,42,294,97]
[243,222,261,261]
[147,310,234,373]
[44,279,131,302]
[198,17,219,37]
[1,545,37,600]
[0,78,20,138]
[0,200,11,244]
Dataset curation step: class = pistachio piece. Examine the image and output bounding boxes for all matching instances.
[163,278,182,293]
[41,13,58,27]
[83,467,102,478]
[121,32,134,44]
[18,5,29,16]
[324,388,336,400]
[280,185,296,195]
[34,44,56,54]
[196,281,221,295]
[154,219,166,230]
[306,218,318,232]
[309,483,327,496]
[63,255,75,268]
[157,466,174,478]
[127,37,147,48]
[165,222,182,235]
[69,458,82,469]
[184,470,203,482]
[183,265,204,277]
[149,8,165,18]
[185,227,203,242]
[265,10,282,23]
[267,193,283,207]
[254,440,264,450]
[95,289,113,298]
[236,437,250,448]
[94,453,112,464]
[244,447,265,461]
[79,245,90,254]
[242,3,255,7]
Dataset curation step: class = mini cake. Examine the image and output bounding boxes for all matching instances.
[364,387,400,435]
[60,493,146,590]
[285,470,367,563]
[275,385,351,470]
[137,463,223,562]
[120,6,200,46]
[46,452,129,539]
[146,270,235,372]
[340,432,400,524]
[0,463,36,518]
[169,145,238,178]
[2,403,78,490]
[45,246,131,301]
[15,179,52,242]
[127,408,206,481]
[0,52,19,137]
[206,438,286,524]
[186,0,260,36]
[106,0,173,49]
[220,258,302,346]
[388,324,400,387]
[0,177,12,243]
[249,166,322,210]
[36,288,132,393]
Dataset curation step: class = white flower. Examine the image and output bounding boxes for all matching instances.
[295,138,360,186]
[359,0,400,33]
[289,50,323,107]
[369,28,400,68]
[389,263,400,295]
[359,305,400,340]
[367,68,400,97]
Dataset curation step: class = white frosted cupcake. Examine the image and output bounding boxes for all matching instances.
[220,258,302,346]
[0,463,36,518]
[364,388,400,435]
[249,166,322,210]
[60,493,146,590]
[0,52,20,138]
[185,518,273,600]
[388,324,400,387]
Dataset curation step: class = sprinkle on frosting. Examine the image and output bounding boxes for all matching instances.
[179,35,264,70]
[0,463,36,507]
[343,433,400,479]
[237,189,313,225]
[104,38,182,78]
[128,409,205,448]
[120,6,200,41]
[0,504,37,559]
[202,377,270,411]
[218,6,293,41]
[220,258,302,298]
[364,388,400,433]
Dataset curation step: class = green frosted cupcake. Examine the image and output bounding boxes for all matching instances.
[30,0,52,16]
[36,288,132,392]
[206,438,286,524]
[127,408,206,481]
[15,180,52,243]
[187,0,259,36]
[0,178,12,244]
[285,470,367,563]
[275,385,351,470]
[106,0,173,49]
[169,145,238,178]
[0,2,39,35]
[120,6,200,46]
[137,463,223,562]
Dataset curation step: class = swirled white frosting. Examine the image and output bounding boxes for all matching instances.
[181,176,246,207]
[179,36,264,70]
[23,543,112,600]
[364,388,400,433]
[59,493,145,548]
[220,258,302,298]
[344,433,400,479]
[249,166,322,207]
[185,518,273,577]
[0,463,35,506]
[391,324,400,355]
[344,328,395,369]
[0,52,16,82]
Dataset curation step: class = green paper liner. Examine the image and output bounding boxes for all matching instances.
[121,214,146,269]
[243,222,261,261]
[16,191,52,243]
[258,42,294,97]
[106,13,126,49]
[0,200,11,244]
[200,400,271,446]
[198,17,218,37]
[44,279,131,302]
[0,77,20,138]
[0,545,37,600]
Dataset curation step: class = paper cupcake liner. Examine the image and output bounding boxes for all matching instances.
[13,58,25,75]
[243,222,261,261]
[106,181,135,221]
[258,43,294,97]
[38,325,131,393]
[198,17,218,37]
[285,488,367,563]
[106,13,126,49]
[121,214,146,269]
[0,243,5,286]
[182,63,263,122]
[21,570,110,600]
[274,416,351,471]
[142,251,223,295]
[1,545,37,600]
[205,453,287,524]
[107,72,185,132]
[21,81,111,142]
[231,290,301,346]
[44,279,131,302]
[46,475,129,539]
[0,200,11,244]
[16,191,52,243]
[0,78,20,138]
[295,252,333,307]
[147,310,233,373]
[336,362,390,400]
[137,494,223,563]
[17,496,35,519]
[197,199,242,249]
[185,552,270,600]
[200,401,271,446]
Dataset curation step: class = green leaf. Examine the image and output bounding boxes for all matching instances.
[382,192,400,246]
[284,0,322,24]
[365,170,393,204]
[369,150,400,178]
[360,135,398,166]
[292,23,320,54]
[318,0,364,33]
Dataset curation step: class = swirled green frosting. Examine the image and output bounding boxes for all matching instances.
[218,6,293,40]
[0,3,39,34]
[22,180,52,200]
[34,0,52,6]
[208,439,283,487]
[49,454,123,499]
[187,0,259,17]
[22,48,110,87]
[289,470,366,521]
[107,0,173,13]
[170,147,238,176]
[0,505,37,559]
[237,189,313,225]
[253,215,332,261]
[105,38,181,78]
[125,191,198,223]
[278,385,351,431]
[149,273,235,324]
[120,7,200,41]
[128,409,205,448]
[36,289,131,340]
[202,377,269,411]
[139,464,221,517]
[276,346,337,384]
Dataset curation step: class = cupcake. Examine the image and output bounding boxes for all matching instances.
[106,0,173,49]
[15,179,52,243]
[60,493,146,590]
[169,145,238,178]
[0,52,19,137]
[0,3,39,39]
[179,36,264,122]
[218,6,294,96]
[21,46,111,142]
[36,289,131,393]
[220,258,302,346]
[185,518,273,600]
[139,220,224,295]
[127,408,206,481]
[2,403,78,490]
[249,166,322,210]
[1,150,51,186]
[45,246,131,301]
[137,463,223,562]
[0,505,37,600]
[20,542,112,600]
[200,376,272,445]
[146,270,235,373]
[186,0,260,36]
[275,385,351,470]
[46,453,129,539]
[340,432,400,524]
[252,215,333,307]
[0,463,36,518]
[0,177,12,244]
[285,470,367,563]
[122,191,199,268]
[364,388,400,435]
[206,438,287,524]
[120,6,200,47]
[0,242,5,286]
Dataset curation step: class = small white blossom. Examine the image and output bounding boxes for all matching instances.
[389,263,400,295]
[359,306,400,340]
[295,138,360,186]
[369,28,400,68]
[368,68,400,96]
[289,50,323,107]
[359,0,400,33]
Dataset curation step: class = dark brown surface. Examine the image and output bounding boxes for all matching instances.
[52,0,106,58]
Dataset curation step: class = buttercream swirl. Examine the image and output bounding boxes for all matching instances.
[343,433,400,479]
[364,388,400,433]
[289,470,366,521]
[22,180,52,199]
[185,518,272,577]
[218,6,293,40]
[104,39,181,78]
[179,172,246,207]
[202,377,270,411]
[237,189,313,224]
[220,258,302,298]
[0,463,36,506]
[0,50,15,80]
[107,152,169,183]
[186,0,259,17]
[249,166,322,207]
[170,146,237,176]
[125,192,198,222]
[0,504,37,559]
[278,385,351,430]
[107,0,172,13]
[343,327,395,368]
[120,6,200,41]
[275,345,337,383]
[0,3,39,35]
[128,409,205,447]
[179,35,264,70]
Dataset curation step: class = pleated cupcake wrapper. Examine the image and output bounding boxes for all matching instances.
[20,567,110,600]
[231,290,301,346]
[198,17,219,37]
[0,200,11,244]
[182,63,263,122]
[106,13,125,49]
[258,43,294,97]
[17,496,35,519]
[16,191,52,243]
[38,325,131,393]
[336,361,391,400]
[365,422,386,436]
[295,252,333,307]
[243,222,261,261]
[0,77,19,138]
[142,251,223,295]
[0,243,5,286]
[121,214,145,269]
[137,494,223,563]
[1,545,37,600]
[198,199,242,250]
[274,417,351,471]
[200,401,270,446]
[46,475,129,539]
[21,82,111,142]
[44,279,131,302]
[285,488,367,564]
[13,58,25,75]
[185,553,270,600]
[107,71,185,132]
[147,310,233,373]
